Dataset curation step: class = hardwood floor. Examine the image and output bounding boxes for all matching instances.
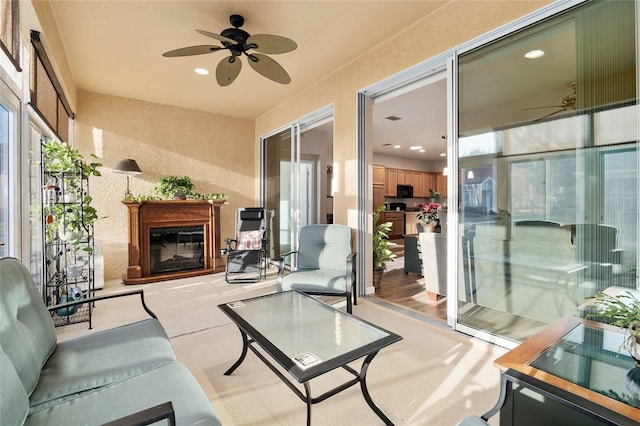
[371,239,447,323]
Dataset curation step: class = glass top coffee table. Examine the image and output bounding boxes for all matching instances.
[483,316,640,425]
[218,290,402,425]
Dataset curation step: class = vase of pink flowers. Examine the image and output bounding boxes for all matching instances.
[417,202,441,232]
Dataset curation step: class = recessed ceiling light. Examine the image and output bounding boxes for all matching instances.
[440,153,446,157]
[419,149,425,153]
[524,49,545,59]
[409,146,423,150]
[393,145,401,149]
[194,68,209,75]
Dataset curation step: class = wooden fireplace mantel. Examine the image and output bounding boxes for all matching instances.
[122,199,226,284]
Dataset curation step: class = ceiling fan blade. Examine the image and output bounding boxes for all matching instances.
[248,53,291,84]
[196,29,236,45]
[162,45,223,57]
[216,56,242,86]
[247,34,297,54]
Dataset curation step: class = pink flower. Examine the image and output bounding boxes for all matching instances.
[417,202,440,223]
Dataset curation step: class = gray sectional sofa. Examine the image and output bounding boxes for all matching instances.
[0,257,220,426]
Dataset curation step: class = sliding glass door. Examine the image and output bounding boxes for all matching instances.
[261,107,334,264]
[456,0,638,343]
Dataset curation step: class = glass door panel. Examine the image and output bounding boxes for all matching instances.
[456,0,638,344]
[263,127,293,262]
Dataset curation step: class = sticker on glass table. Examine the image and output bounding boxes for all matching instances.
[227,301,245,309]
[294,352,320,367]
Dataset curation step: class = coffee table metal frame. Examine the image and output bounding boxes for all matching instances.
[218,291,402,425]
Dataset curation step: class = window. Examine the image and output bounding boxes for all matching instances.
[0,0,21,71]
[29,31,73,142]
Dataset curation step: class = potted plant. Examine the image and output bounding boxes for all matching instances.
[154,176,194,200]
[587,290,640,366]
[417,201,441,232]
[372,205,397,288]
[428,188,442,202]
[42,140,102,178]
[42,140,102,254]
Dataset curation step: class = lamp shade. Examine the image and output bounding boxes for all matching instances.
[113,159,142,174]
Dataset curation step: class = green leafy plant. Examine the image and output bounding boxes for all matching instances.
[428,188,442,200]
[373,205,397,271]
[587,291,640,362]
[154,176,194,199]
[588,291,640,334]
[42,140,102,178]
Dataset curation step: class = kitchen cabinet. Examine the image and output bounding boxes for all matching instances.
[423,173,436,196]
[397,170,409,185]
[413,172,427,197]
[373,164,386,210]
[373,185,385,211]
[384,211,405,239]
[385,168,397,196]
[436,173,448,198]
[372,164,386,185]
[383,167,442,198]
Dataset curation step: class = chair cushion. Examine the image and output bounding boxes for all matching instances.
[25,362,221,426]
[29,318,177,412]
[237,230,263,250]
[0,257,57,397]
[297,225,352,270]
[280,269,348,294]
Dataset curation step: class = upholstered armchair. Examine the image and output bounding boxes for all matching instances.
[277,224,357,313]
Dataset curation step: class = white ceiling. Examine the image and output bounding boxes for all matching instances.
[40,1,446,120]
[25,1,580,162]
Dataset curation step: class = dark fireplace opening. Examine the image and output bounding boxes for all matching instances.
[150,226,205,275]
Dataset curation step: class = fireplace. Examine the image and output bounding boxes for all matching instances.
[149,226,205,275]
[123,200,225,284]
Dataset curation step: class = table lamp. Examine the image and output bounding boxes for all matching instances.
[113,158,142,200]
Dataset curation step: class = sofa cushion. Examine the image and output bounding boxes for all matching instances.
[25,362,221,425]
[0,257,57,396]
[29,318,176,411]
[0,347,29,426]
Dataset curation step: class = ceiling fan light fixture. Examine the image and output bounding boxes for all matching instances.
[163,14,296,86]
[524,49,545,59]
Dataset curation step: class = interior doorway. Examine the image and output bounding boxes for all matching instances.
[362,68,450,324]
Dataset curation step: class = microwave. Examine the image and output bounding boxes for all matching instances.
[397,184,413,198]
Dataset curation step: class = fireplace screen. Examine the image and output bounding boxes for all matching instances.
[149,226,205,275]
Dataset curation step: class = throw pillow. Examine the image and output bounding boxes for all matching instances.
[237,230,263,250]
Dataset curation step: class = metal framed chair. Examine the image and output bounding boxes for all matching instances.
[277,224,357,313]
[224,207,268,283]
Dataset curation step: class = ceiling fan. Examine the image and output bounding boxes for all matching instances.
[162,14,297,86]
[523,81,577,122]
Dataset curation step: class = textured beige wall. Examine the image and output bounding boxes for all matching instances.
[74,91,255,280]
[255,1,553,228]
